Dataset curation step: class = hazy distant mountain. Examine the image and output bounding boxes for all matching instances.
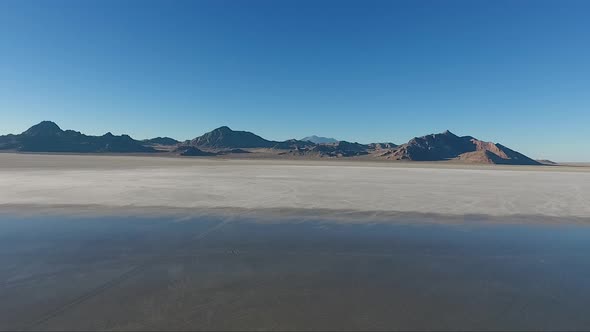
[0,121,154,153]
[143,137,179,146]
[285,141,369,158]
[378,130,540,165]
[301,135,338,144]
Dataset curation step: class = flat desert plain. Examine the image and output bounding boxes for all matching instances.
[2,153,590,331]
[0,153,589,220]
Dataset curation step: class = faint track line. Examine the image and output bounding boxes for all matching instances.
[0,271,63,288]
[25,263,148,331]
[193,218,231,241]
[23,218,232,331]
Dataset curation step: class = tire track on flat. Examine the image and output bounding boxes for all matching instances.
[24,218,231,331]
[25,263,148,331]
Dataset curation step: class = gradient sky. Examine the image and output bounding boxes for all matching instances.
[1,0,589,161]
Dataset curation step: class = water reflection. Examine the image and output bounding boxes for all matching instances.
[1,215,589,330]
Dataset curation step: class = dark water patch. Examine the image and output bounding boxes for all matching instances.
[1,214,590,330]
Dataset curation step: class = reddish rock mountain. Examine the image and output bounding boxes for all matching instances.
[379,130,540,165]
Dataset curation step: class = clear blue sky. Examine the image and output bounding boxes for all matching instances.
[1,0,589,161]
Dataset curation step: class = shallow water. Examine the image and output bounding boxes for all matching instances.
[1,215,590,331]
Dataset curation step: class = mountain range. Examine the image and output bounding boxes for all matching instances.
[142,137,180,146]
[0,121,154,153]
[0,121,543,165]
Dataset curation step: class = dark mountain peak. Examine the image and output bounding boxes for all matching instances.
[4,121,154,153]
[190,126,272,149]
[423,130,458,140]
[213,126,232,133]
[441,129,456,136]
[22,121,63,136]
[414,130,462,144]
[143,137,179,146]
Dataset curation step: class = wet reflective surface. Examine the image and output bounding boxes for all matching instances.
[1,215,590,331]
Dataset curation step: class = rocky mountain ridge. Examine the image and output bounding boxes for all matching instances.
[0,121,543,165]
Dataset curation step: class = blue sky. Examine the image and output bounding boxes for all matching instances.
[1,0,589,161]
